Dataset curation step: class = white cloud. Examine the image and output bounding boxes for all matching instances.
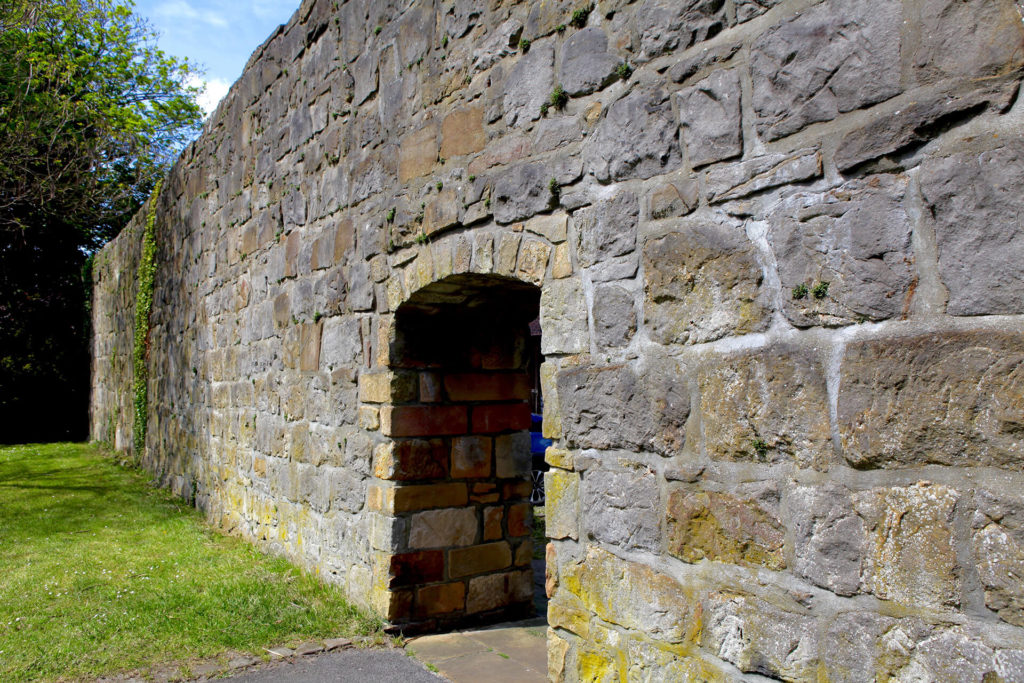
[188,76,231,117]
[155,0,227,27]
[249,0,295,21]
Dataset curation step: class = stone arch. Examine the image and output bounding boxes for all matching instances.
[367,270,543,629]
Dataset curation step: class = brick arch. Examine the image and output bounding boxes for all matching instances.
[367,272,542,629]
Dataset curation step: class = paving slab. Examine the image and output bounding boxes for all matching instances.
[406,618,547,683]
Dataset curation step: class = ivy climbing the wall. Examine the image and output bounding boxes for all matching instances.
[132,180,163,457]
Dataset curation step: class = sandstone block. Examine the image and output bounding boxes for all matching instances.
[558,27,619,97]
[643,219,770,345]
[586,87,682,182]
[466,569,532,613]
[666,484,785,570]
[838,331,1024,470]
[750,0,902,140]
[492,162,556,224]
[919,141,1024,315]
[299,322,322,372]
[449,542,513,578]
[409,507,478,548]
[508,503,532,537]
[854,481,960,608]
[697,345,831,469]
[770,174,915,327]
[440,105,486,159]
[545,469,579,540]
[583,467,660,552]
[423,189,460,236]
[398,124,438,183]
[677,68,742,168]
[540,277,589,355]
[451,435,492,479]
[516,238,551,286]
[561,547,700,642]
[415,582,465,617]
[558,359,689,456]
[525,212,568,243]
[495,432,531,479]
[390,483,468,513]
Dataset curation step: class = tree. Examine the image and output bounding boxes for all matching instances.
[0,0,203,444]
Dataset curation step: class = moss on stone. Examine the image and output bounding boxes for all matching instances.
[132,180,162,457]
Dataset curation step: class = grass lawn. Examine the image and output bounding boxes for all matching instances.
[0,442,383,682]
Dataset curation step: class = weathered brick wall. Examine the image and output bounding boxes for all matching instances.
[91,0,1024,678]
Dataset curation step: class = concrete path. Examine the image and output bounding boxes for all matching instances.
[217,648,445,683]
[405,618,548,683]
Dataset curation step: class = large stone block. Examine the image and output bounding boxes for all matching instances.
[854,482,960,609]
[838,331,1024,470]
[592,283,635,348]
[908,0,1024,85]
[561,547,701,642]
[769,174,916,327]
[705,148,820,203]
[574,190,638,272]
[919,141,1024,315]
[557,358,689,456]
[440,105,486,159]
[643,219,770,345]
[582,466,660,552]
[788,483,864,596]
[698,345,831,469]
[666,483,785,570]
[398,124,438,183]
[557,27,619,97]
[539,277,589,355]
[546,469,579,540]
[750,0,902,140]
[972,490,1024,626]
[409,507,478,548]
[676,68,742,168]
[503,44,554,127]
[702,592,819,680]
[635,0,727,62]
[586,87,681,182]
[492,162,558,224]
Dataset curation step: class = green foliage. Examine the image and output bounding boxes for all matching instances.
[616,61,633,80]
[436,180,444,191]
[570,5,591,28]
[751,438,769,460]
[549,84,568,109]
[0,443,384,682]
[0,0,202,443]
[539,101,550,117]
[385,207,396,222]
[549,177,561,206]
[441,34,448,48]
[519,37,531,52]
[792,283,809,300]
[812,281,830,300]
[555,23,567,33]
[132,181,161,457]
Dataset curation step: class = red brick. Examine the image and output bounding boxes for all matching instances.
[389,550,444,587]
[382,405,468,437]
[444,373,531,402]
[471,403,531,434]
[415,582,466,617]
[373,439,448,481]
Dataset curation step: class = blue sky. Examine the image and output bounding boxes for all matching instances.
[133,0,300,115]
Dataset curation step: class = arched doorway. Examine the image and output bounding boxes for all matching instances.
[369,273,543,630]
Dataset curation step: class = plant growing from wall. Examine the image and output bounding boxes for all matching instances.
[132,180,163,457]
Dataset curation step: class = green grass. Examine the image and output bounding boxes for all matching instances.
[0,443,383,682]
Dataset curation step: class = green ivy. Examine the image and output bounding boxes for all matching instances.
[132,180,163,457]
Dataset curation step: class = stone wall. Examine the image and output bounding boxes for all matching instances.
[91,0,1024,678]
